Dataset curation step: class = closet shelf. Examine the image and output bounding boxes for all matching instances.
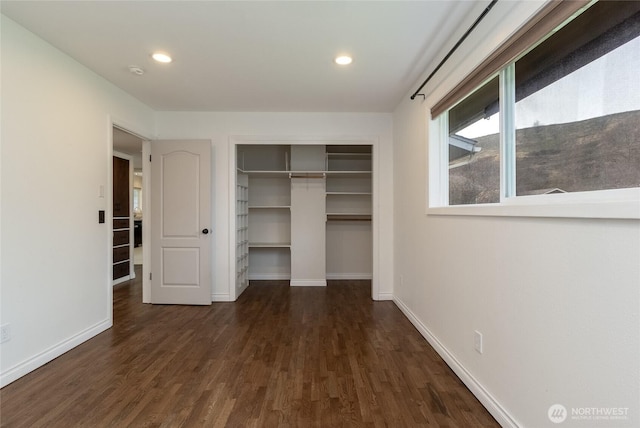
[239,170,290,177]
[248,205,291,209]
[326,152,372,158]
[325,171,372,177]
[325,191,372,196]
[249,242,292,248]
[326,214,372,222]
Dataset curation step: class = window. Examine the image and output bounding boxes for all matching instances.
[133,188,142,215]
[431,0,640,217]
[448,76,500,205]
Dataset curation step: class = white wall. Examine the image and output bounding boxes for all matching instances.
[0,16,155,386]
[154,112,394,301]
[393,2,640,427]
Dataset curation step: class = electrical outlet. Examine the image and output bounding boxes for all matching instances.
[474,330,483,354]
[0,324,11,344]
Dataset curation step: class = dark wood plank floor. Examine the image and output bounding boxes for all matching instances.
[0,269,498,427]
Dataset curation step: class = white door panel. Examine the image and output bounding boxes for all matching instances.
[151,140,212,305]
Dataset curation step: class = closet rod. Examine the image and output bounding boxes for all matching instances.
[289,172,326,179]
[410,0,498,100]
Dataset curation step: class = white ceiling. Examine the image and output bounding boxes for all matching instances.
[1,1,477,113]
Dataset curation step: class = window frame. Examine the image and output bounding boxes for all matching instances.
[428,6,640,220]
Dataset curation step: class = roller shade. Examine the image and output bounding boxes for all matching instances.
[448,76,499,135]
[515,1,640,102]
[431,0,590,119]
[449,0,640,134]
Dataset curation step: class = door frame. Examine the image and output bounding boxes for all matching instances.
[227,135,380,301]
[141,140,151,303]
[109,118,152,308]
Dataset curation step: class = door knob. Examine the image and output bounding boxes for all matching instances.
[202,228,209,234]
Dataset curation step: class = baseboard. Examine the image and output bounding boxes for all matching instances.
[212,293,232,302]
[234,281,250,300]
[393,297,520,428]
[375,292,393,301]
[326,273,373,280]
[290,279,327,287]
[112,275,130,286]
[0,318,112,388]
[248,274,290,281]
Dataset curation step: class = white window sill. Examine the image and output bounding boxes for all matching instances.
[428,189,640,220]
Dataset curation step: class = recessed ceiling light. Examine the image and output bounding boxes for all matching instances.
[152,52,172,63]
[335,55,353,65]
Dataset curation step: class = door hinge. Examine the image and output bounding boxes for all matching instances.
[149,155,152,162]
[149,272,152,280]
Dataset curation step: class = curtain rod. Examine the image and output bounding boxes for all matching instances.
[410,0,499,101]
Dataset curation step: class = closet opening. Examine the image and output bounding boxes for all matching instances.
[234,143,373,294]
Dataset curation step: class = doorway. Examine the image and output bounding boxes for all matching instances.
[112,126,145,286]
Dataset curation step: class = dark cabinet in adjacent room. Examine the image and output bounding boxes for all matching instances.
[134,220,142,247]
[113,156,131,281]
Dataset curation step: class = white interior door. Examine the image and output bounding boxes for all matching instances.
[150,140,212,305]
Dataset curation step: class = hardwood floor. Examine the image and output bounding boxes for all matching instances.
[0,271,498,427]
